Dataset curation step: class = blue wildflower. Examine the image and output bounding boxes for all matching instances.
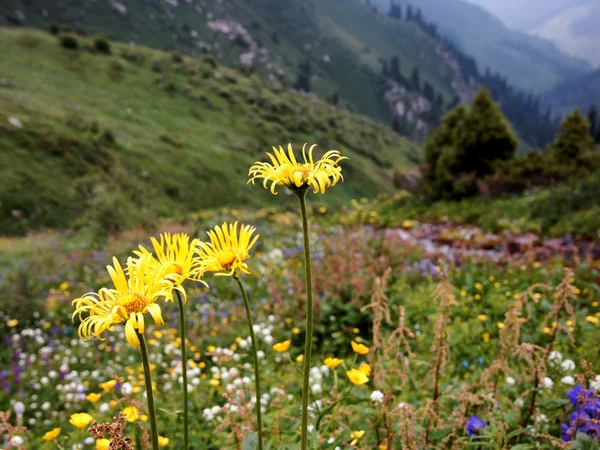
[466,415,486,437]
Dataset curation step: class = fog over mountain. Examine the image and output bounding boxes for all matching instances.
[467,0,600,67]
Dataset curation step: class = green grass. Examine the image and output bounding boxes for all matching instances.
[0,28,419,235]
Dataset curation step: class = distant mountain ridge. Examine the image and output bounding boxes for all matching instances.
[370,0,591,93]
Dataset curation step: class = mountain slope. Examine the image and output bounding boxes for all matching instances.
[370,0,591,93]
[0,0,479,130]
[543,68,600,113]
[0,28,418,235]
[530,0,600,68]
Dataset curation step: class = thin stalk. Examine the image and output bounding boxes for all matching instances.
[175,290,189,450]
[136,330,159,450]
[297,191,314,450]
[234,276,264,450]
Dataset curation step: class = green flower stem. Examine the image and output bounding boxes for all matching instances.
[175,289,189,450]
[234,275,264,450]
[136,330,159,450]
[296,190,314,450]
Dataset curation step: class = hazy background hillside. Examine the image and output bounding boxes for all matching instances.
[370,0,591,93]
[468,0,600,68]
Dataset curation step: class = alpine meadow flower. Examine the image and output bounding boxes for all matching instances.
[134,232,207,301]
[86,392,102,402]
[196,222,259,277]
[70,412,93,429]
[248,144,347,450]
[136,233,207,450]
[347,369,369,386]
[351,341,369,355]
[466,415,486,437]
[273,340,291,353]
[123,406,139,422]
[199,221,264,449]
[324,357,342,369]
[42,428,61,441]
[72,255,172,347]
[350,430,365,445]
[248,143,347,195]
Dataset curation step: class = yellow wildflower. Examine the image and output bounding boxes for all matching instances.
[347,369,369,386]
[350,430,365,445]
[497,322,505,329]
[86,392,102,402]
[296,355,304,363]
[69,412,93,429]
[324,357,342,369]
[123,406,139,422]
[351,341,369,355]
[158,436,170,447]
[483,332,490,343]
[42,428,61,441]
[209,379,220,387]
[134,233,207,301]
[248,143,346,194]
[196,222,259,277]
[477,315,487,321]
[272,340,291,353]
[7,319,18,328]
[586,316,599,324]
[292,327,300,334]
[72,256,171,346]
[359,363,371,376]
[96,439,110,450]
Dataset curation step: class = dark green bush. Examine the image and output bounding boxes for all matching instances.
[93,36,111,54]
[59,34,79,50]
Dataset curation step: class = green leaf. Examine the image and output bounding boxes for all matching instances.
[242,433,259,450]
[541,398,570,410]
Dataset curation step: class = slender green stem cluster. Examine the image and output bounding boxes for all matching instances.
[297,190,314,450]
[175,290,190,450]
[235,275,264,450]
[136,330,159,450]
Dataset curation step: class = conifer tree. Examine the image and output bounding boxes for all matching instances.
[551,109,593,162]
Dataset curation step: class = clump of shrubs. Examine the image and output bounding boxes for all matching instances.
[59,33,79,50]
[93,36,111,54]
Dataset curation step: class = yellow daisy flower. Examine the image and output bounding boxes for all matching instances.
[196,222,259,277]
[96,438,110,450]
[69,412,93,429]
[358,363,371,376]
[158,436,170,447]
[122,406,139,422]
[324,357,342,369]
[134,232,206,302]
[99,379,117,392]
[350,430,365,445]
[347,369,369,386]
[272,339,291,353]
[42,428,61,441]
[351,341,369,355]
[248,143,347,195]
[86,392,102,402]
[72,256,172,347]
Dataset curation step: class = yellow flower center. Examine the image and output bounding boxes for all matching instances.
[117,292,149,318]
[218,250,237,269]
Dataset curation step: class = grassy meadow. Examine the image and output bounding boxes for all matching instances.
[1,23,600,450]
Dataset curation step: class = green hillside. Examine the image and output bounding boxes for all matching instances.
[0,28,418,236]
[1,0,470,125]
